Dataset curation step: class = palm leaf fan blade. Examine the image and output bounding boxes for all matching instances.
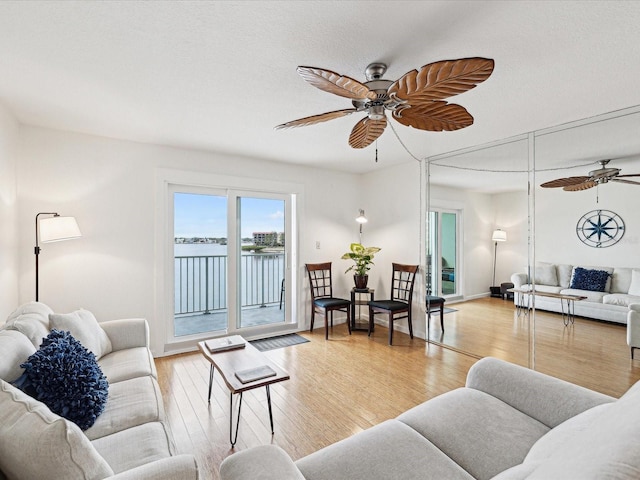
[275,109,358,130]
[540,177,590,188]
[348,117,387,149]
[389,57,494,104]
[563,181,597,191]
[393,101,473,131]
[297,66,377,100]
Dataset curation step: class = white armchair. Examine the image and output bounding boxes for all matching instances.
[627,304,640,359]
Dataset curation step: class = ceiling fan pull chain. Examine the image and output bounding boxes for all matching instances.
[375,140,378,163]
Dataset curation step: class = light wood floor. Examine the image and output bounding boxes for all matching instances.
[155,297,640,480]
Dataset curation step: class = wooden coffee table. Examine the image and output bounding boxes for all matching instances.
[509,288,588,326]
[198,338,290,446]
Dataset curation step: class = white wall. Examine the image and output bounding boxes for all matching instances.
[493,184,639,278]
[15,126,362,354]
[0,103,19,320]
[360,161,498,340]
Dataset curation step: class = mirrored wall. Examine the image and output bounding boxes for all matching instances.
[423,105,640,396]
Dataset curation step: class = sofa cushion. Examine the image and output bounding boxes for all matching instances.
[570,267,611,292]
[84,375,164,440]
[98,346,157,383]
[489,462,540,480]
[555,264,573,288]
[14,329,109,430]
[221,445,306,480]
[0,379,114,480]
[296,419,474,480]
[4,301,53,348]
[611,267,634,294]
[91,422,174,474]
[397,388,549,480]
[0,330,36,382]
[523,380,640,479]
[49,309,113,359]
[629,269,640,296]
[533,265,558,286]
[524,403,613,464]
[603,293,640,307]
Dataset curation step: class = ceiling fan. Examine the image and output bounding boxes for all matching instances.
[275,57,495,149]
[540,160,640,191]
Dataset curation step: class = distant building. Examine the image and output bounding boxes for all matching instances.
[253,231,284,246]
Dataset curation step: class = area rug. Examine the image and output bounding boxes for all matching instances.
[429,307,457,315]
[250,333,310,352]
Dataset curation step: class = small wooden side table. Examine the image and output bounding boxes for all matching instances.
[351,288,374,332]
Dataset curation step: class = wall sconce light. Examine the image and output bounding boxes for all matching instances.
[355,209,367,243]
[490,228,507,296]
[35,212,82,301]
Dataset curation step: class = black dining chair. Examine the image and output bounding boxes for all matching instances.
[426,295,446,338]
[306,262,352,340]
[368,263,419,345]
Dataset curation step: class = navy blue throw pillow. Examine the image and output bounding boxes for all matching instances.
[13,329,109,430]
[569,267,610,292]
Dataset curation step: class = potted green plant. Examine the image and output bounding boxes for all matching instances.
[341,243,381,289]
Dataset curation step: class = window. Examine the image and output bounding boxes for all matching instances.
[157,170,301,350]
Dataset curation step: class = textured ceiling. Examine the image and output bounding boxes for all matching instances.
[1,0,640,183]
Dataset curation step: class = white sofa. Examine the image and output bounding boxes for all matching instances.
[511,264,640,324]
[0,302,199,480]
[220,357,640,480]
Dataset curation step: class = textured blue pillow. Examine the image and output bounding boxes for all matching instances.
[570,267,610,292]
[13,329,109,430]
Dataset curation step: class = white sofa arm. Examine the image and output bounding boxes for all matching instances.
[466,357,614,428]
[220,445,305,480]
[108,455,198,480]
[627,305,640,359]
[510,272,528,288]
[100,318,149,351]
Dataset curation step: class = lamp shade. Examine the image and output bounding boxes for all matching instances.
[492,229,507,242]
[40,216,82,243]
[356,209,368,224]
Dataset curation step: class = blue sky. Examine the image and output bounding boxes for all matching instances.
[174,193,284,238]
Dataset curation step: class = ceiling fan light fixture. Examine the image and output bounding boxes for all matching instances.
[368,104,385,120]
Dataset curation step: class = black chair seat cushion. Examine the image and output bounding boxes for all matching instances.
[369,300,408,311]
[426,295,445,305]
[314,298,350,308]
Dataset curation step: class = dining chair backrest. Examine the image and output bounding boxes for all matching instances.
[306,262,334,300]
[390,263,419,304]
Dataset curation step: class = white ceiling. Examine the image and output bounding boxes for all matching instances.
[2,0,640,187]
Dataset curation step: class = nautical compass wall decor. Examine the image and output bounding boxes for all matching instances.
[576,209,625,248]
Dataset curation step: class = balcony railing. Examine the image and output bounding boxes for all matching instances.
[174,253,285,315]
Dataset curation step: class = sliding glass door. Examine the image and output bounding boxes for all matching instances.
[237,195,286,329]
[427,209,460,297]
[171,187,291,339]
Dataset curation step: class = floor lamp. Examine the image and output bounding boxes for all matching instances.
[35,212,82,301]
[490,229,507,297]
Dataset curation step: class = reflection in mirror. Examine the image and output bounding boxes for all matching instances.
[424,105,640,397]
[532,107,640,396]
[425,136,531,367]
